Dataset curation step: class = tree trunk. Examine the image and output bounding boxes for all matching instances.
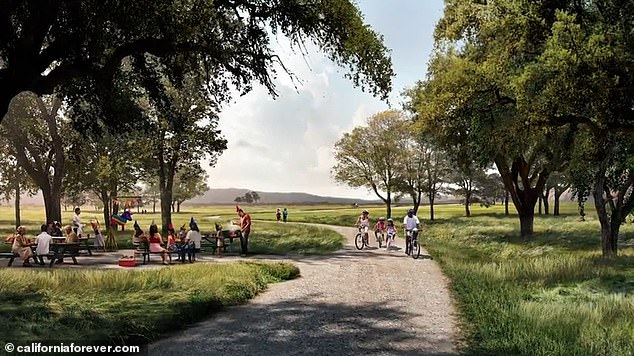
[177,201,181,213]
[385,190,392,219]
[495,156,547,237]
[554,188,564,216]
[411,191,421,216]
[428,193,435,221]
[14,180,20,228]
[504,190,510,216]
[593,176,618,257]
[101,192,111,234]
[519,212,534,238]
[542,188,550,215]
[464,192,471,217]
[161,191,173,233]
[41,185,62,225]
[538,194,543,215]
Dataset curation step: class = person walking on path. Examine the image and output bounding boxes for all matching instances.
[276,208,282,222]
[282,208,288,223]
[236,206,251,257]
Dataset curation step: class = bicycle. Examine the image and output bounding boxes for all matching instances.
[374,230,385,248]
[405,229,421,259]
[355,226,369,250]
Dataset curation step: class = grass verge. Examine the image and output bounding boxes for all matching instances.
[0,261,299,345]
[249,221,344,255]
[424,215,634,356]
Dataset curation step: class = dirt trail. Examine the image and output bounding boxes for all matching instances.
[150,224,460,355]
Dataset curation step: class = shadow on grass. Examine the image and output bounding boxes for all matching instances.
[149,298,456,356]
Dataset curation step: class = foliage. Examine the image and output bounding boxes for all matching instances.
[332,110,409,217]
[0,262,298,345]
[0,0,393,123]
[0,92,67,222]
[172,165,209,210]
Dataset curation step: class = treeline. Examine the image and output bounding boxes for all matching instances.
[337,1,634,258]
[0,1,395,232]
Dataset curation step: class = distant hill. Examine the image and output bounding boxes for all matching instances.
[186,188,381,205]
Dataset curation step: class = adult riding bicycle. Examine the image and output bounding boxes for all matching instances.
[405,228,421,259]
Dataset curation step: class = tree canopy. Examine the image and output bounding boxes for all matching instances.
[0,0,393,123]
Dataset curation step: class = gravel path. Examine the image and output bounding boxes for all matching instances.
[149,225,460,355]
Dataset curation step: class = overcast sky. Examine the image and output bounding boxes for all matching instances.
[205,0,445,199]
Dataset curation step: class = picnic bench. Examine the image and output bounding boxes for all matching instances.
[202,230,241,255]
[136,244,181,265]
[46,243,82,267]
[0,252,19,266]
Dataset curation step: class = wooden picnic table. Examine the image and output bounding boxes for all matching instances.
[201,230,242,255]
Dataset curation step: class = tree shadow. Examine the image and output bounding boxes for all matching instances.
[149,297,456,355]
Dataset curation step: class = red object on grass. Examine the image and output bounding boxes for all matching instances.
[118,259,136,267]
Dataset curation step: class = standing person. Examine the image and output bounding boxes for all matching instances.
[276,208,281,222]
[282,208,288,223]
[90,220,105,250]
[72,207,83,237]
[186,218,202,253]
[403,209,420,255]
[12,226,34,267]
[35,224,53,265]
[237,207,251,257]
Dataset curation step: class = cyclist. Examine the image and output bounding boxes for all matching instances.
[374,217,386,244]
[385,218,397,250]
[403,208,420,255]
[355,209,371,246]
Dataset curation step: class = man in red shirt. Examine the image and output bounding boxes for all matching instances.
[237,208,251,256]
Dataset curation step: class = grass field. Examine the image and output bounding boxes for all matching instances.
[2,202,634,354]
[0,261,298,346]
[0,206,344,255]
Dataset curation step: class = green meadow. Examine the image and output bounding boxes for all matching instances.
[2,202,634,354]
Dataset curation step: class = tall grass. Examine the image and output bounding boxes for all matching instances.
[0,262,299,345]
[424,214,634,356]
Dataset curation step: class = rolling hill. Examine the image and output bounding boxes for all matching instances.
[186,188,381,205]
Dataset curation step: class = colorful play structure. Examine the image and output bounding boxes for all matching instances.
[110,197,142,230]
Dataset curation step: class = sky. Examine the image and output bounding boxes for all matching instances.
[205,0,445,200]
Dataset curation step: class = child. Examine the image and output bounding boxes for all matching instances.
[90,220,105,250]
[385,218,397,250]
[374,217,386,244]
[166,224,178,252]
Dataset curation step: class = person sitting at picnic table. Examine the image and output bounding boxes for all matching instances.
[64,225,79,243]
[49,221,63,237]
[132,221,143,249]
[166,224,178,252]
[12,226,34,267]
[186,218,202,252]
[35,224,53,265]
[148,223,169,265]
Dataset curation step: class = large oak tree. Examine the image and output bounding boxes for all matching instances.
[0,0,393,124]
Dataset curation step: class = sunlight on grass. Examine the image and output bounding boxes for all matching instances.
[0,262,299,344]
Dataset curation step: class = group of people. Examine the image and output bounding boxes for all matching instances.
[275,208,288,223]
[9,211,105,267]
[132,219,202,265]
[355,208,421,255]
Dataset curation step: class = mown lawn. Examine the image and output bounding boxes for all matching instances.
[0,261,298,346]
[0,207,344,255]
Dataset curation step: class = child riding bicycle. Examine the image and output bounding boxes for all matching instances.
[355,210,371,245]
[385,218,397,250]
